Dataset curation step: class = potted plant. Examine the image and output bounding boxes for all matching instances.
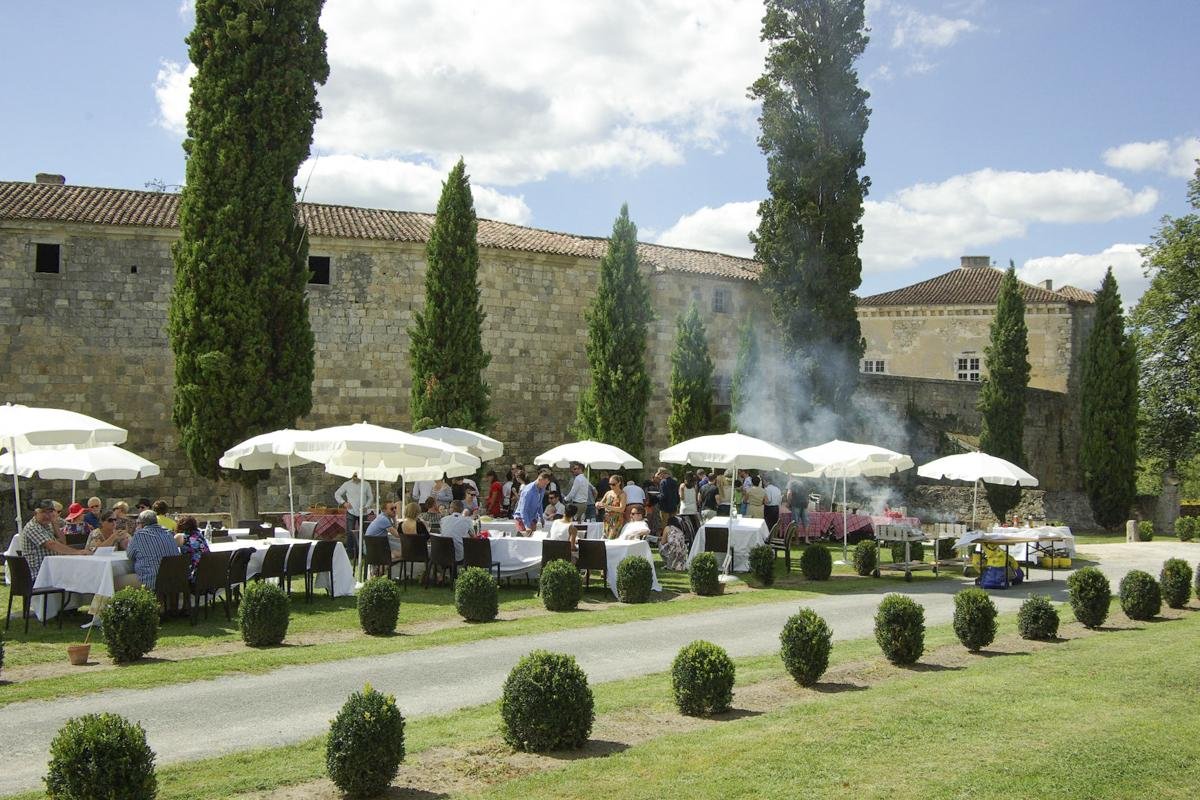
[67,625,92,666]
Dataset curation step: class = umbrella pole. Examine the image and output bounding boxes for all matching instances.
[286,456,295,534]
[9,437,20,542]
[842,472,849,564]
[71,479,76,505]
[972,479,979,530]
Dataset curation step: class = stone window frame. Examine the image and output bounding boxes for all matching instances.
[861,359,885,374]
[307,254,332,287]
[712,287,732,314]
[955,352,981,382]
[32,239,64,276]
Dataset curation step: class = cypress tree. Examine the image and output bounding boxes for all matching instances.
[574,205,653,459]
[409,159,492,431]
[668,302,717,444]
[1080,268,1138,530]
[169,0,327,505]
[978,265,1031,519]
[749,0,870,412]
[731,318,759,429]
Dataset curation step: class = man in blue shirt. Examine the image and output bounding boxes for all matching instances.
[514,470,551,533]
[127,509,181,591]
[364,501,401,571]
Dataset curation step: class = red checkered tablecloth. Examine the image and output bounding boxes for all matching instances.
[283,513,347,540]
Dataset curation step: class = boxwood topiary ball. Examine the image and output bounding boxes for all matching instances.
[799,544,833,581]
[748,544,775,586]
[46,713,157,800]
[689,551,721,596]
[455,566,499,622]
[853,540,877,576]
[1119,569,1161,621]
[357,576,402,635]
[779,608,832,686]
[874,593,925,665]
[1016,595,1059,640]
[239,581,290,647]
[1159,558,1192,609]
[671,640,735,716]
[616,555,653,604]
[1067,566,1111,629]
[540,558,583,611]
[501,650,594,752]
[326,684,405,798]
[99,586,160,663]
[952,588,998,652]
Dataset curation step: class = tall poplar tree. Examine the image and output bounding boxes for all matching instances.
[1079,268,1138,530]
[731,318,760,429]
[409,159,492,431]
[749,0,870,411]
[978,266,1031,519]
[169,0,327,509]
[574,205,652,459]
[668,302,717,444]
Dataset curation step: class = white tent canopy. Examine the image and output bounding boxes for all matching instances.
[1,403,128,539]
[660,432,810,474]
[534,440,643,471]
[917,452,1038,529]
[416,427,504,462]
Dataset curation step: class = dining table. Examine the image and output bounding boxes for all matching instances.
[475,533,659,599]
[686,516,769,572]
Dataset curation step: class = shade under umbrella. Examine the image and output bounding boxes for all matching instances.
[416,427,504,462]
[534,440,643,471]
[917,452,1038,529]
[0,403,128,541]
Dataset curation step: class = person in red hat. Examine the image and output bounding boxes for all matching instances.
[61,502,93,540]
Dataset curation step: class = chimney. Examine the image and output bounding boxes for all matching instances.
[1040,279,1053,291]
[35,173,66,185]
[960,256,991,269]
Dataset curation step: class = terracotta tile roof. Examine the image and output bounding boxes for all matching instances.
[858,266,1075,306]
[0,180,761,282]
[1054,285,1096,303]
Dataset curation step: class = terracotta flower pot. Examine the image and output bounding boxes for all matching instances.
[67,644,91,666]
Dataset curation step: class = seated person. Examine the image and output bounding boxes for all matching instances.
[398,502,430,540]
[418,496,442,531]
[152,499,177,532]
[87,510,130,552]
[542,491,566,524]
[84,497,103,528]
[548,504,578,550]
[127,509,181,591]
[365,501,403,570]
[463,486,481,517]
[174,516,210,581]
[111,501,136,535]
[618,505,652,540]
[20,499,88,578]
[659,515,690,571]
[438,500,474,562]
[61,502,93,540]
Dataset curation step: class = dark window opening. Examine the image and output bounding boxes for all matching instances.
[130,265,138,274]
[308,255,331,285]
[35,243,60,274]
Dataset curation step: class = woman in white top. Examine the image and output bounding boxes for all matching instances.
[618,505,651,540]
[548,504,579,551]
[679,471,702,534]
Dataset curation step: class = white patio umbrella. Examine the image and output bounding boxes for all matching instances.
[416,427,504,462]
[219,429,319,529]
[534,440,644,511]
[0,444,160,504]
[324,447,480,513]
[291,422,475,582]
[659,432,810,518]
[795,439,914,562]
[917,451,1038,529]
[0,403,127,540]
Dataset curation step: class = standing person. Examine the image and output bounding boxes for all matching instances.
[598,475,627,539]
[485,470,504,517]
[656,467,679,531]
[562,462,591,522]
[514,471,551,533]
[507,472,525,517]
[593,471,609,522]
[714,469,731,516]
[698,477,719,521]
[786,478,808,537]
[410,479,434,506]
[763,475,782,531]
[500,470,515,514]
[737,470,752,516]
[623,477,646,507]
[695,469,709,488]
[334,473,373,561]
[745,475,767,519]
[679,471,701,532]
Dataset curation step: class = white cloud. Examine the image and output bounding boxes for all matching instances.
[861,168,1158,270]
[655,201,758,257]
[890,7,976,50]
[298,154,532,224]
[1018,244,1148,305]
[1103,137,1200,178]
[657,168,1158,275]
[152,60,195,135]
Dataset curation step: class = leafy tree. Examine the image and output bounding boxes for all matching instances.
[409,159,492,431]
[731,318,759,430]
[169,0,328,510]
[668,302,717,444]
[978,265,1030,518]
[574,205,652,459]
[1131,162,1200,480]
[749,0,870,412]
[1080,268,1138,530]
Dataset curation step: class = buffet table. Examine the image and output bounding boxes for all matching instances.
[989,525,1075,562]
[687,516,769,572]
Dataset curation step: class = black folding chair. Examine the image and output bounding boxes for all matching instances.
[397,535,428,590]
[576,539,607,589]
[190,550,232,624]
[427,536,458,586]
[363,536,400,581]
[256,544,289,586]
[463,537,502,582]
[154,554,191,620]
[4,555,68,633]
[283,541,312,601]
[307,540,337,599]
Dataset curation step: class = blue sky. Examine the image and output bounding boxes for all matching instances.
[2,0,1197,303]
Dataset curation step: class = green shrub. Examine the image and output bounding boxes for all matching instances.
[357,576,401,635]
[45,713,156,800]
[501,650,594,751]
[1196,562,1200,600]
[874,594,925,665]
[1138,520,1154,542]
[239,581,290,647]
[1016,595,1059,640]
[671,640,735,716]
[779,608,832,686]
[1160,559,1191,609]
[852,540,877,576]
[748,544,775,586]
[1067,566,1111,628]
[689,551,721,596]
[936,537,958,560]
[616,555,654,604]
[326,684,405,798]
[952,588,998,652]
[455,566,499,622]
[1119,570,1161,621]
[799,544,833,580]
[889,540,925,564]
[1174,516,1195,542]
[540,559,583,611]
[98,586,159,663]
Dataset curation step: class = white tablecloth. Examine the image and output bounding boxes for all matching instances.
[208,538,354,597]
[480,521,603,540]
[687,516,770,572]
[477,534,659,599]
[990,525,1075,562]
[32,553,134,621]
[227,527,291,540]
[603,539,661,597]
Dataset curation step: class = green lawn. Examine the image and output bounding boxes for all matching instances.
[5,598,1197,800]
[0,543,946,706]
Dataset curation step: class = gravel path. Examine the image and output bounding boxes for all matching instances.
[0,541,1194,795]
